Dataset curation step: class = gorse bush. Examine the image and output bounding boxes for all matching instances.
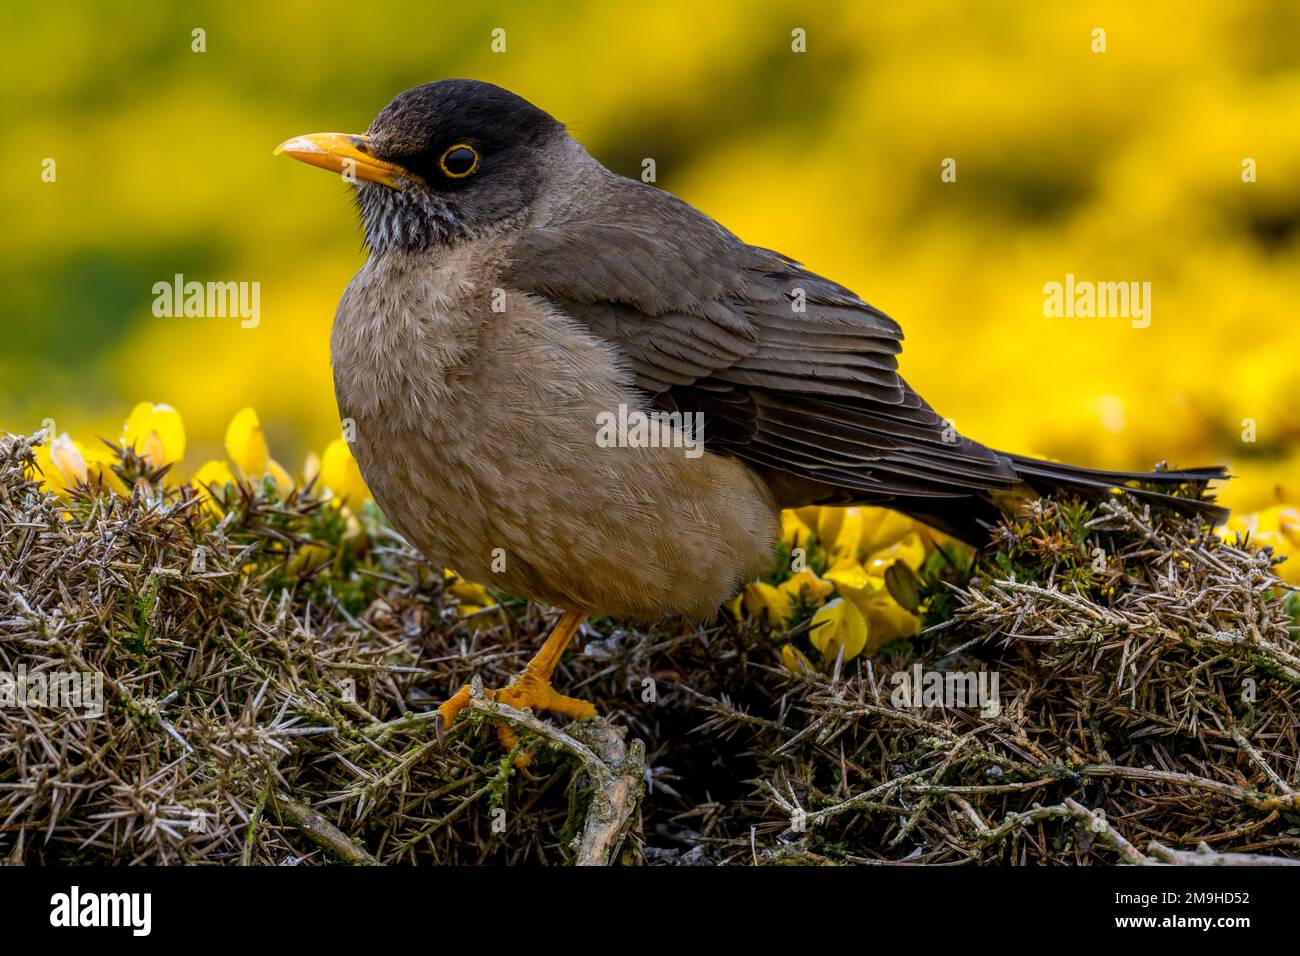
[2,415,1298,864]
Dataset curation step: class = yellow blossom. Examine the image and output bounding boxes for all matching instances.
[858,508,916,555]
[809,597,868,665]
[34,432,125,497]
[1262,539,1300,584]
[1280,510,1300,548]
[447,577,493,607]
[830,507,867,562]
[30,444,61,494]
[817,506,920,563]
[1258,506,1300,541]
[267,459,294,495]
[814,507,845,548]
[224,407,268,477]
[822,557,921,652]
[301,450,322,488]
[50,433,88,484]
[778,568,834,604]
[726,591,744,620]
[32,433,84,495]
[193,459,236,512]
[1220,507,1300,584]
[443,570,500,630]
[81,442,125,493]
[823,558,880,597]
[794,506,821,531]
[742,581,794,628]
[194,459,236,489]
[320,439,370,505]
[860,597,922,652]
[781,510,814,549]
[122,402,186,468]
[780,643,815,676]
[864,530,927,575]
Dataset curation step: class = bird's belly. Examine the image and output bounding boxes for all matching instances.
[338,291,779,622]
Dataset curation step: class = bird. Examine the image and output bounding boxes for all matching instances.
[275,79,1227,737]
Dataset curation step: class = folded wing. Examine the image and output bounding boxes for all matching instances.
[501,184,1019,511]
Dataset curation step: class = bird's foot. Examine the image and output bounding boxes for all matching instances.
[436,674,597,765]
[436,610,597,765]
[436,673,597,730]
[434,681,480,736]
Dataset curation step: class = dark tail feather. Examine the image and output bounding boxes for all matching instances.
[1001,453,1230,525]
[899,456,1229,546]
[897,496,1008,546]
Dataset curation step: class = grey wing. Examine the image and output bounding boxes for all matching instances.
[500,189,1017,507]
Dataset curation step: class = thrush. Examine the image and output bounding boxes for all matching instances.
[276,79,1226,737]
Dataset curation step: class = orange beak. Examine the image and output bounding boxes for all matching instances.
[273,132,411,189]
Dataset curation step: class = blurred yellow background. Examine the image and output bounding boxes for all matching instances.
[2,0,1298,511]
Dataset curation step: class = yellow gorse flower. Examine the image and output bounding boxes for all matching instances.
[768,494,1300,677]
[778,568,834,604]
[222,406,296,495]
[809,597,869,666]
[782,510,814,549]
[861,596,922,649]
[320,438,370,505]
[193,459,236,490]
[197,408,371,509]
[829,507,868,563]
[444,572,488,608]
[758,506,933,674]
[225,407,268,477]
[780,643,815,676]
[34,433,84,494]
[33,403,372,514]
[742,581,794,628]
[823,558,877,594]
[1220,506,1300,584]
[33,412,157,497]
[192,459,236,513]
[122,402,186,469]
[443,569,501,630]
[864,530,927,575]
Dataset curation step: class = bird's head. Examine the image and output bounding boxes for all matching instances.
[276,80,572,253]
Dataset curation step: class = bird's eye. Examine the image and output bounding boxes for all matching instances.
[439,144,479,178]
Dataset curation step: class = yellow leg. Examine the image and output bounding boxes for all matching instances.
[437,610,597,746]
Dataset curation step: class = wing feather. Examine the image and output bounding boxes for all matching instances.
[501,185,1017,506]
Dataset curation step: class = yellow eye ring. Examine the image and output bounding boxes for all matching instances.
[439,144,479,178]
